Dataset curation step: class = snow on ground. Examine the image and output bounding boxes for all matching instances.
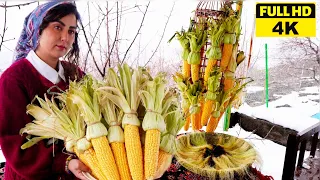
[237,87,320,132]
[246,86,265,93]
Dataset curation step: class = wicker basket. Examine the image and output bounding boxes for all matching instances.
[194,1,231,79]
[174,132,261,180]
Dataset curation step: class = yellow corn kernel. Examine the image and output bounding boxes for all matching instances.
[183,60,191,79]
[223,77,235,91]
[125,124,144,180]
[206,113,223,132]
[91,136,120,180]
[191,64,200,82]
[220,44,233,71]
[111,142,132,180]
[184,115,191,131]
[74,148,108,180]
[191,112,201,131]
[154,149,173,179]
[201,100,214,126]
[144,129,161,180]
[204,60,217,84]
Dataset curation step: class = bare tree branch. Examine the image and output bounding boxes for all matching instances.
[121,2,150,64]
[103,2,119,75]
[100,4,139,16]
[279,37,320,67]
[115,3,122,63]
[0,1,37,8]
[87,2,93,41]
[0,2,7,51]
[289,66,320,83]
[307,38,318,52]
[81,2,112,30]
[98,29,103,68]
[105,2,111,69]
[144,3,175,67]
[3,38,15,43]
[79,19,104,76]
[0,43,13,52]
[83,11,107,72]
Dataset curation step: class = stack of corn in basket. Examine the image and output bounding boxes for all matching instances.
[19,1,261,180]
[170,0,252,133]
[169,1,261,179]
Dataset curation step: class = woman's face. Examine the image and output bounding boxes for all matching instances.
[36,14,77,61]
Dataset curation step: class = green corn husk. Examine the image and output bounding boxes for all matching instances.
[20,92,91,153]
[206,68,223,101]
[139,72,167,132]
[67,76,108,141]
[187,18,207,65]
[223,15,240,45]
[206,21,225,60]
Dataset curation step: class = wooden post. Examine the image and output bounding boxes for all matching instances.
[282,134,299,180]
[297,140,307,168]
[310,132,319,157]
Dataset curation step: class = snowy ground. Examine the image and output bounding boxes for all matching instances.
[239,86,320,132]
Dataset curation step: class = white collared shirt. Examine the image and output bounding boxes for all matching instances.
[26,50,66,84]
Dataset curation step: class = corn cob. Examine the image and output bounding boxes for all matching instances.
[186,81,203,131]
[184,115,191,131]
[144,129,161,179]
[154,149,173,179]
[201,100,214,126]
[220,15,240,71]
[206,78,254,132]
[223,43,238,91]
[187,18,207,83]
[155,98,183,179]
[200,68,222,126]
[223,77,235,91]
[67,76,121,180]
[173,73,192,132]
[91,136,120,180]
[221,44,234,71]
[111,142,132,180]
[191,112,198,130]
[74,148,108,180]
[204,21,225,84]
[191,64,200,82]
[206,113,224,132]
[168,27,191,79]
[197,100,204,129]
[98,64,147,180]
[20,92,108,180]
[99,68,132,180]
[139,74,168,180]
[204,60,217,84]
[183,60,191,79]
[125,124,144,180]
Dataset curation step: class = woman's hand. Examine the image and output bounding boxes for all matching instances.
[68,159,91,180]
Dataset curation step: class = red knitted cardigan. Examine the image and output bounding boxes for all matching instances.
[0,58,84,180]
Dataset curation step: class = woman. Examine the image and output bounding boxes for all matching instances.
[0,1,90,180]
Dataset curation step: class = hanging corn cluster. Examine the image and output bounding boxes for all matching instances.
[170,1,252,132]
[19,63,185,180]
